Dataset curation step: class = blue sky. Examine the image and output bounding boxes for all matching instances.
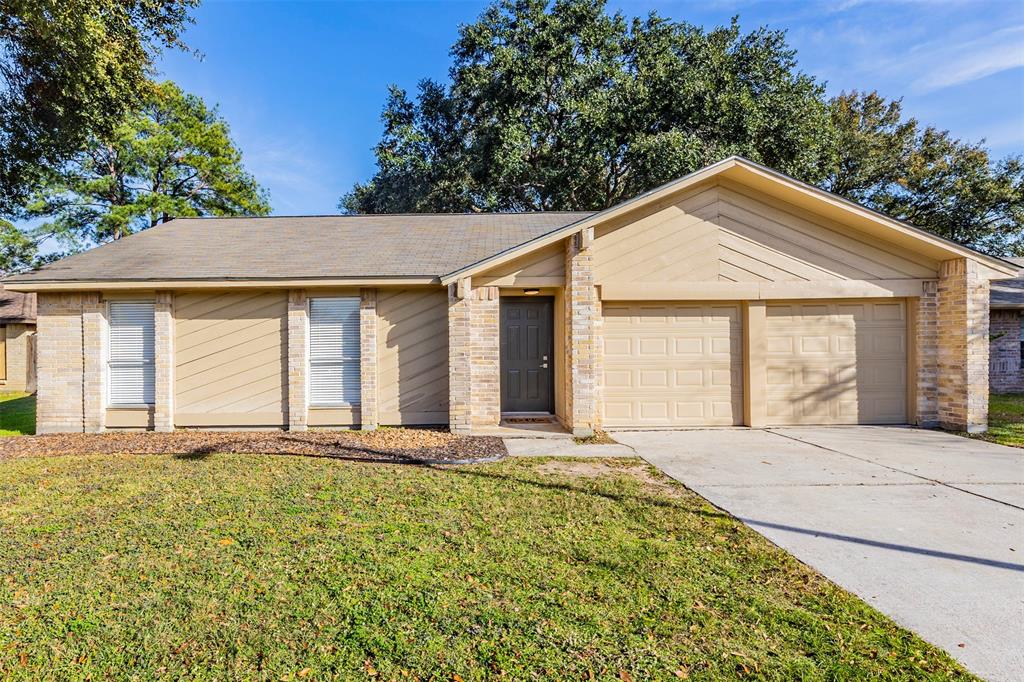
[156,0,1024,216]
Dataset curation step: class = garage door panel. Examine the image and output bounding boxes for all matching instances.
[603,302,743,427]
[765,300,907,425]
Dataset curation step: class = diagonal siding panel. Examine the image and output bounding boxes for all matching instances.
[174,291,287,426]
[377,289,449,424]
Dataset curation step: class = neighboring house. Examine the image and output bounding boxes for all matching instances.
[0,285,36,392]
[4,157,1017,435]
[989,257,1024,393]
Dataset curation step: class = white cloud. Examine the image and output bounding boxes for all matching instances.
[909,25,1024,93]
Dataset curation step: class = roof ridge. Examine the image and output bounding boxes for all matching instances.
[169,210,597,220]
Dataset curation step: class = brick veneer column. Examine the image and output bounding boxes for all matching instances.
[564,230,600,437]
[82,294,106,432]
[471,285,500,427]
[153,291,175,432]
[913,282,939,427]
[448,281,472,433]
[448,280,500,433]
[35,293,85,433]
[287,289,308,431]
[359,288,379,430]
[937,258,990,432]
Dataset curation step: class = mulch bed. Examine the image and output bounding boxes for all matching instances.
[0,428,506,464]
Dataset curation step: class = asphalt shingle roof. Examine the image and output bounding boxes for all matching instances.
[6,213,595,283]
[991,257,1024,309]
[0,285,35,322]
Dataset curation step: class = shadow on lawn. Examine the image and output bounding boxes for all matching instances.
[169,434,499,467]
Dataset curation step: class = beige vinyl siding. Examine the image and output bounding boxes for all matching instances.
[765,300,908,425]
[0,324,6,381]
[593,182,937,286]
[377,288,450,424]
[603,302,743,427]
[475,242,564,286]
[174,291,288,427]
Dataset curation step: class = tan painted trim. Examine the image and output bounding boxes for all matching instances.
[742,301,766,428]
[175,412,287,427]
[600,279,931,301]
[106,407,154,429]
[308,406,360,427]
[474,276,565,287]
[4,278,439,292]
[440,156,1017,284]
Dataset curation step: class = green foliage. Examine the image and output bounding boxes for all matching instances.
[0,454,973,678]
[825,91,1024,255]
[0,0,199,214]
[21,81,271,254]
[345,0,1022,256]
[0,220,37,276]
[342,0,832,213]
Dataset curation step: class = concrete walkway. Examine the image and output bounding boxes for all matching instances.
[615,427,1024,682]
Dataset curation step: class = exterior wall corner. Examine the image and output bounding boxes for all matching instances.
[937,258,989,432]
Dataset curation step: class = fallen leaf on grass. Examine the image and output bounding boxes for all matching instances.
[218,538,234,546]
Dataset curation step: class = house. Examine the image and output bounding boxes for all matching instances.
[0,285,36,392]
[4,157,1017,435]
[989,258,1024,392]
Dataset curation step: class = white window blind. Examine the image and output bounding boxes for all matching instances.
[108,301,155,406]
[309,297,361,405]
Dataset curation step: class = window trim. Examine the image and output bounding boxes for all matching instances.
[107,299,156,408]
[307,296,361,408]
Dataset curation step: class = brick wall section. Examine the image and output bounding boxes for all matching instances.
[937,258,990,432]
[1,323,33,392]
[564,232,601,436]
[470,285,500,426]
[154,292,174,431]
[914,282,939,427]
[82,295,106,432]
[36,293,85,433]
[447,280,500,433]
[287,289,308,431]
[359,288,379,430]
[448,283,471,432]
[990,310,1024,392]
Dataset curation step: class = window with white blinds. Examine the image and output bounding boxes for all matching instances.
[108,301,155,406]
[308,297,361,405]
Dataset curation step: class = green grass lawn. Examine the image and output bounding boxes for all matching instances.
[976,393,1024,447]
[0,392,35,436]
[0,453,972,680]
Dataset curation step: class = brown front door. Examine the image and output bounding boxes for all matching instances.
[500,297,554,413]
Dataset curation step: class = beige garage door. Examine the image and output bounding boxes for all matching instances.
[765,300,907,425]
[603,302,743,427]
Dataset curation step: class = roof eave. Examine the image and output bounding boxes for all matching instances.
[2,276,442,292]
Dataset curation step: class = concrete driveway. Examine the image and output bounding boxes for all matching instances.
[615,427,1024,682]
